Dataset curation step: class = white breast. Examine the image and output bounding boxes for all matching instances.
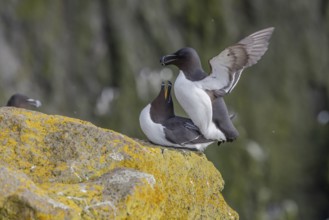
[139,104,178,147]
[174,71,226,141]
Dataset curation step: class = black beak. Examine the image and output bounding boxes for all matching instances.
[165,81,173,103]
[160,54,178,66]
[26,98,42,108]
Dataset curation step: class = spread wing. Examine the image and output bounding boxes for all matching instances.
[201,27,274,95]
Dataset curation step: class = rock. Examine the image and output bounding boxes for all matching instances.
[0,107,238,219]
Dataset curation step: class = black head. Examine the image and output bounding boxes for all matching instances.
[160,47,201,69]
[6,94,42,109]
[150,81,174,123]
[160,48,206,81]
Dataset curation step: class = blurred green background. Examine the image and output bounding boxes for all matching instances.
[0,1,328,219]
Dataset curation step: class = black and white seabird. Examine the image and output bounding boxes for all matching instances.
[6,93,42,108]
[139,81,214,151]
[160,27,274,143]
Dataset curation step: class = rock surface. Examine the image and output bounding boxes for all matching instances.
[0,107,238,219]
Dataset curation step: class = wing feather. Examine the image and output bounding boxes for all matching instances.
[203,27,274,94]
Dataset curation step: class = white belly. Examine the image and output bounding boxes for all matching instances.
[140,105,172,146]
[139,104,180,147]
[174,71,226,141]
[139,104,214,149]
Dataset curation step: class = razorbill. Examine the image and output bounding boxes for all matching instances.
[6,93,42,108]
[139,81,214,151]
[160,27,274,143]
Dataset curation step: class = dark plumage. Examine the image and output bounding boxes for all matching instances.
[160,27,274,144]
[6,94,42,109]
[139,81,214,151]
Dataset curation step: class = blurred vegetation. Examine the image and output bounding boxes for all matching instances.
[0,0,328,219]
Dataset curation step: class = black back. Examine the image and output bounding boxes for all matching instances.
[212,97,239,141]
[150,81,213,147]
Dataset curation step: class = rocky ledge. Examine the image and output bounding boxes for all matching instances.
[0,107,238,219]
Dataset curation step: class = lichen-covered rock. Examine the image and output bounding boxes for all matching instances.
[0,107,238,219]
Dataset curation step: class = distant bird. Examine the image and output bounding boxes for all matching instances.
[139,81,214,151]
[6,93,42,109]
[160,27,274,144]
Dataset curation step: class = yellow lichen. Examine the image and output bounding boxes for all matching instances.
[0,108,238,219]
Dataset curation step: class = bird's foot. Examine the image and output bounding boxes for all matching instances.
[226,137,237,142]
